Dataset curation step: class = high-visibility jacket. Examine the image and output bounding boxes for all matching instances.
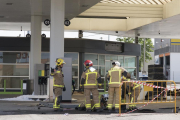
[50,67,64,88]
[126,79,141,90]
[107,66,126,87]
[80,67,101,89]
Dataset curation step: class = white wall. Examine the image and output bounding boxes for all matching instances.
[170,53,180,82]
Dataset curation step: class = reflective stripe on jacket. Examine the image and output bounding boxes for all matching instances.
[80,68,100,89]
[107,66,126,87]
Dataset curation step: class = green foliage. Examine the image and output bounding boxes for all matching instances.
[116,37,154,71]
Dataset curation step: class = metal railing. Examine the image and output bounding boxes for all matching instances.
[0,79,23,94]
[119,80,177,114]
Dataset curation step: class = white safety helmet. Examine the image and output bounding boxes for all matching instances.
[112,61,120,67]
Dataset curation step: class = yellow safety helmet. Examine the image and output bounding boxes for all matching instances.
[56,58,66,66]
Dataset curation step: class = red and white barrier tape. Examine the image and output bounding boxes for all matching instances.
[118,89,165,116]
[131,80,165,89]
[117,80,180,116]
[122,80,180,93]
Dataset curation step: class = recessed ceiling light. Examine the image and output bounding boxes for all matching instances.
[6,3,13,5]
[81,5,88,7]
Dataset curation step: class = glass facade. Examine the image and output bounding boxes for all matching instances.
[0,51,136,91]
[0,52,29,63]
[85,53,136,90]
[0,52,29,89]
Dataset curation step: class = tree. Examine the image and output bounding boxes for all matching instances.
[116,37,154,71]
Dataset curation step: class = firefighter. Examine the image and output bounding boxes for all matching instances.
[50,58,66,111]
[107,61,127,113]
[126,73,142,111]
[80,60,102,112]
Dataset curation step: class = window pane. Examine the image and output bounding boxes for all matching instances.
[84,54,98,65]
[99,55,105,66]
[72,78,79,89]
[41,53,50,64]
[106,55,118,61]
[105,61,112,74]
[98,66,105,77]
[64,53,78,64]
[126,68,136,79]
[72,66,78,76]
[98,78,104,89]
[124,56,136,68]
[118,56,124,67]
[41,52,79,64]
[0,65,29,76]
[0,52,29,63]
[0,77,28,89]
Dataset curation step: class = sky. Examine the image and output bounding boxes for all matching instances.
[0,30,154,45]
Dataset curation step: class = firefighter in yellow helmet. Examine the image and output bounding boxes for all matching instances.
[80,60,103,112]
[50,58,66,111]
[107,61,127,113]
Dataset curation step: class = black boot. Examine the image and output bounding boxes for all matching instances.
[96,108,103,112]
[125,107,132,112]
[108,109,112,113]
[86,109,91,112]
[59,108,63,112]
[54,108,63,112]
[115,109,119,113]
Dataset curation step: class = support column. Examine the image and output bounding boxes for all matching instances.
[79,52,85,90]
[135,31,139,80]
[30,0,42,93]
[49,0,65,102]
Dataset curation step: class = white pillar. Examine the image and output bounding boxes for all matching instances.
[30,0,42,93]
[49,0,65,102]
[30,16,42,79]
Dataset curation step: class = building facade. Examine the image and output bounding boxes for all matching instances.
[0,37,140,92]
[154,38,180,82]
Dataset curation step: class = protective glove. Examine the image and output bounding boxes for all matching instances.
[51,67,55,73]
[63,86,66,91]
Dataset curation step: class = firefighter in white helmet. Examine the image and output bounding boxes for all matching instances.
[107,61,127,113]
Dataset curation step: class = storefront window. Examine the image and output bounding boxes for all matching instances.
[99,55,105,66]
[84,54,98,65]
[126,68,136,79]
[0,51,30,91]
[0,52,29,63]
[118,56,124,67]
[0,65,29,76]
[72,78,79,89]
[0,77,28,88]
[41,52,79,64]
[41,53,50,64]
[106,55,118,61]
[124,56,136,68]
[98,66,105,77]
[72,66,78,76]
[105,61,112,74]
[64,53,78,64]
